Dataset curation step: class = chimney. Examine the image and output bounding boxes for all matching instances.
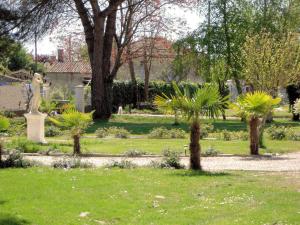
[57,49,64,62]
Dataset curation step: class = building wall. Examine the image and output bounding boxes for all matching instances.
[45,72,91,90]
[0,83,27,111]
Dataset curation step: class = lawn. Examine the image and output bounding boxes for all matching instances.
[0,168,299,225]
[87,115,300,134]
[41,138,299,155]
[5,115,300,155]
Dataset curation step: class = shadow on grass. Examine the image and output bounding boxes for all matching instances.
[0,200,7,205]
[87,119,249,134]
[0,214,29,225]
[171,170,230,177]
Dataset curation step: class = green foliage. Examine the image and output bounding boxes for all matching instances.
[45,126,62,137]
[7,46,32,71]
[52,157,93,169]
[0,115,10,131]
[159,149,184,169]
[108,126,130,138]
[266,125,300,141]
[200,123,214,139]
[148,127,186,139]
[40,100,57,115]
[231,91,281,119]
[123,149,148,157]
[49,110,93,137]
[203,147,219,156]
[10,138,41,153]
[105,159,137,169]
[96,126,130,138]
[95,128,109,138]
[109,81,208,112]
[242,33,300,95]
[0,150,34,168]
[155,83,228,123]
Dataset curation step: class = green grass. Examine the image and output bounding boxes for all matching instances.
[5,115,300,155]
[43,138,299,155]
[87,115,300,134]
[0,168,299,225]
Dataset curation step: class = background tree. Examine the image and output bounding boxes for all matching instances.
[241,32,300,97]
[49,110,93,155]
[231,92,280,155]
[155,83,227,170]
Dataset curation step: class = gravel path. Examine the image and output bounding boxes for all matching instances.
[23,152,300,172]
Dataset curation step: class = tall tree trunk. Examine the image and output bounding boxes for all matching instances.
[127,46,138,108]
[73,135,81,155]
[249,117,260,155]
[222,0,242,94]
[144,60,150,102]
[189,121,201,170]
[259,117,266,148]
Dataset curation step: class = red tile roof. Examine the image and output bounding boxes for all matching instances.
[47,61,91,74]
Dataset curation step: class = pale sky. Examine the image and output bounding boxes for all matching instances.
[25,7,202,55]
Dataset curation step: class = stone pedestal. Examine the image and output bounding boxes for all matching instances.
[24,113,47,143]
[75,85,85,112]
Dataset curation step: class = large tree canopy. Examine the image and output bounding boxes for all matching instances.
[1,0,190,119]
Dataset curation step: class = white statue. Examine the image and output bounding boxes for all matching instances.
[30,73,43,114]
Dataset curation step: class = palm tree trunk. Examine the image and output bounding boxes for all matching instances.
[73,135,81,155]
[189,121,201,170]
[249,117,260,155]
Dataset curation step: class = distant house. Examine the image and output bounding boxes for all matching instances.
[45,51,91,89]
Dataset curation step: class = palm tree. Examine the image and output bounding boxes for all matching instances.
[0,116,10,164]
[49,110,93,155]
[155,83,227,170]
[231,91,280,155]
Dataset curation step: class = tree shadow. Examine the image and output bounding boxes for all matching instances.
[170,170,230,177]
[0,200,7,205]
[0,215,29,225]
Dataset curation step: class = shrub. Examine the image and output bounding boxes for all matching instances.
[45,126,62,137]
[203,147,219,156]
[96,128,108,138]
[10,138,41,153]
[200,123,214,139]
[7,118,25,136]
[234,131,249,141]
[1,111,16,118]
[52,157,94,169]
[169,128,186,138]
[266,125,287,140]
[148,127,186,139]
[148,127,168,138]
[108,127,130,138]
[158,149,185,169]
[286,129,300,141]
[105,159,137,169]
[0,116,10,131]
[220,129,232,141]
[124,149,148,157]
[0,150,34,168]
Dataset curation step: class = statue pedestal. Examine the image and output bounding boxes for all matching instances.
[24,113,47,143]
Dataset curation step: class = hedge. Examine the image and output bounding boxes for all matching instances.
[111,80,204,112]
